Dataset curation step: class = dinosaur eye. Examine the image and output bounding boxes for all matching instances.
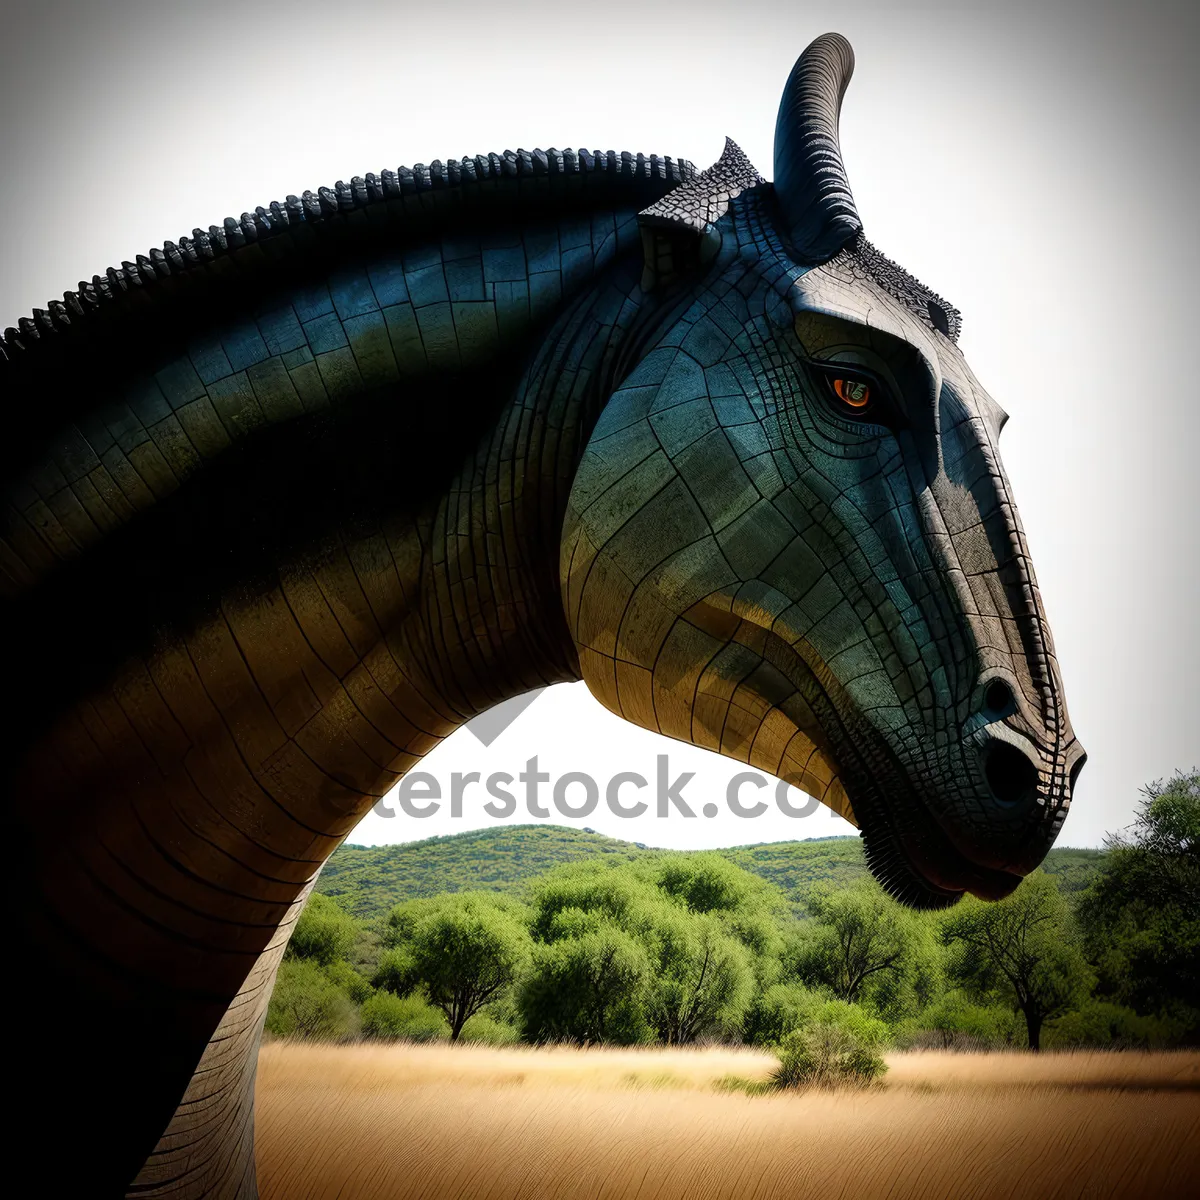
[831,378,870,408]
[805,360,902,427]
[818,366,886,420]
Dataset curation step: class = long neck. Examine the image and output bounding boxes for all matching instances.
[3,193,665,1197]
[366,249,663,758]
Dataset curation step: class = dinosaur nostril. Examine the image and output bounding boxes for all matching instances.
[983,739,1039,807]
[983,679,1014,716]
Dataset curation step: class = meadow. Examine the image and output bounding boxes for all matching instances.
[256,1042,1200,1200]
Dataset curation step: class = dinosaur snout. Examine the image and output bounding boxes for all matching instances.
[981,738,1040,809]
[937,717,1085,885]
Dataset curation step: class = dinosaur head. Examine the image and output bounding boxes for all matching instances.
[560,33,1084,908]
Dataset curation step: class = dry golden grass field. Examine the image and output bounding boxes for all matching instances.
[256,1042,1200,1200]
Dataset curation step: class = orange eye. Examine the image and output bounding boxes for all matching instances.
[832,378,871,407]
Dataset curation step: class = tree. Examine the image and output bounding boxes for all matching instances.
[1076,770,1199,1042]
[518,912,652,1044]
[942,871,1093,1051]
[647,852,759,915]
[644,906,754,1044]
[792,880,939,1012]
[373,892,531,1041]
[519,864,660,1044]
[526,861,657,942]
[515,856,788,1045]
[639,852,787,980]
[286,892,359,967]
[266,959,359,1040]
[743,982,823,1046]
[324,957,374,1004]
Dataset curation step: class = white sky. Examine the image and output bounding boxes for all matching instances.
[1,1,1195,851]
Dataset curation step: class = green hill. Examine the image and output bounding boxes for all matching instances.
[315,824,1107,919]
[317,826,645,916]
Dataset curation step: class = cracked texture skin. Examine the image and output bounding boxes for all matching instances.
[0,32,1081,1199]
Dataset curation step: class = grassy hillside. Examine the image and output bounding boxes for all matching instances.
[317,826,645,916]
[315,825,1106,919]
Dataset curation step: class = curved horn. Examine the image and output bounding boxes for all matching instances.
[774,32,862,262]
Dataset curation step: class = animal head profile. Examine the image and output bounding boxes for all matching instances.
[563,33,1085,908]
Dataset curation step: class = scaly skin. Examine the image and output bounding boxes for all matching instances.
[0,34,1081,1199]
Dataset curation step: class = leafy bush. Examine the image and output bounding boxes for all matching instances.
[459,1012,521,1045]
[1044,1000,1169,1049]
[900,990,1020,1050]
[287,893,360,967]
[360,991,448,1041]
[771,1001,889,1089]
[743,983,824,1046]
[324,959,374,1004]
[519,919,652,1044]
[266,959,359,1040]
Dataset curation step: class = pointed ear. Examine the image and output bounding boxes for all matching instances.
[637,138,764,290]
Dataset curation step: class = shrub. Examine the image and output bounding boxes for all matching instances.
[287,893,359,967]
[771,1001,889,1089]
[899,990,1020,1050]
[743,983,823,1046]
[360,991,448,1041]
[266,959,359,1040]
[324,959,374,1004]
[459,1012,521,1045]
[1044,1000,1169,1049]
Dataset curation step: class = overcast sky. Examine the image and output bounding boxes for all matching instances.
[1,1,1195,852]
